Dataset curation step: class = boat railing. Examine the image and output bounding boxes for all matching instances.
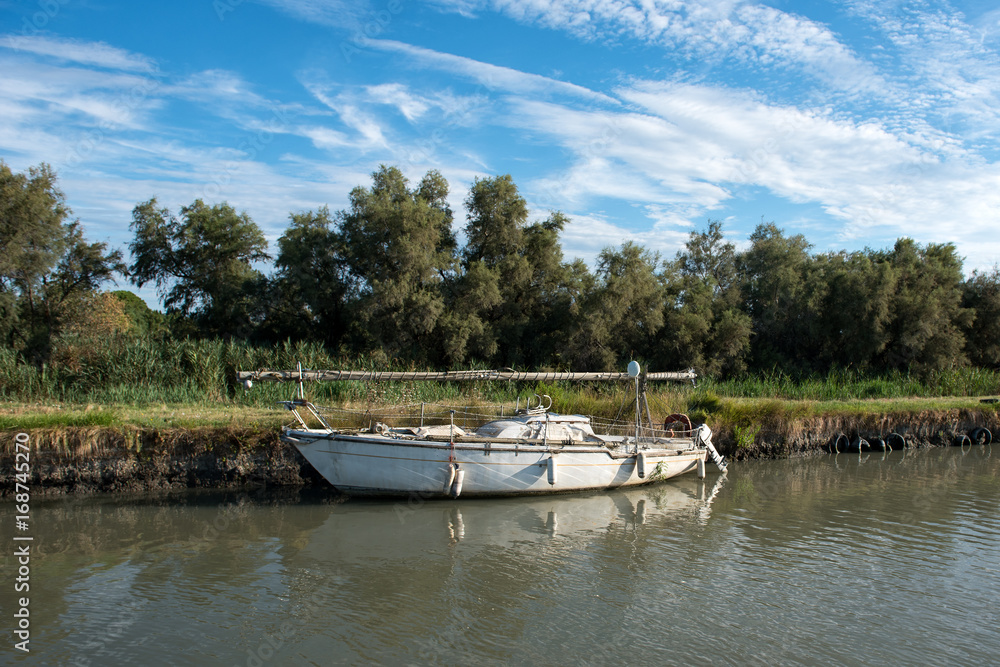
[284,400,701,442]
[286,401,523,432]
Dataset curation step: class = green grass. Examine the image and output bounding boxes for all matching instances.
[703,371,911,400]
[698,367,1000,401]
[3,337,999,436]
[0,409,120,430]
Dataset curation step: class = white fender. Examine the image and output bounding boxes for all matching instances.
[451,468,465,498]
[547,456,557,485]
[444,463,457,492]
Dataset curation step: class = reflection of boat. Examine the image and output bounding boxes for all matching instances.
[298,477,727,560]
[239,367,728,498]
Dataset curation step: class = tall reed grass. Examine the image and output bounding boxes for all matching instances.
[2,338,998,408]
[0,338,523,406]
[698,367,1000,401]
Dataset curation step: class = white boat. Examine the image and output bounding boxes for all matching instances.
[239,365,728,498]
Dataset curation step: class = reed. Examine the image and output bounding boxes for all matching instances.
[2,337,998,413]
[698,367,1000,401]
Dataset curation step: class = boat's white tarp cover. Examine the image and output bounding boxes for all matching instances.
[400,425,467,438]
[474,414,600,442]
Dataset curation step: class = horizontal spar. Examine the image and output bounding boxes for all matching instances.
[236,369,697,383]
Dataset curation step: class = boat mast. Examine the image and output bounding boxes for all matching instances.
[628,361,641,451]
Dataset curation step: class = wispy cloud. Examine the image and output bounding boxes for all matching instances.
[503,78,1000,265]
[2,34,157,72]
[845,1,1000,141]
[253,0,371,30]
[428,0,882,94]
[366,39,620,106]
[4,2,1000,278]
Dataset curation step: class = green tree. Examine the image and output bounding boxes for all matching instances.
[111,290,168,337]
[0,161,122,360]
[877,239,971,372]
[455,175,581,366]
[661,221,751,376]
[268,206,352,348]
[455,174,531,365]
[127,198,269,338]
[463,174,528,267]
[963,267,1000,367]
[739,222,819,372]
[812,250,894,370]
[569,242,664,370]
[437,260,503,365]
[338,166,456,362]
[520,212,589,367]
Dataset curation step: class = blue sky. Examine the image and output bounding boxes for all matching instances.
[3,0,1000,306]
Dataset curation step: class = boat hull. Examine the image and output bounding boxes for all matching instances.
[284,429,706,498]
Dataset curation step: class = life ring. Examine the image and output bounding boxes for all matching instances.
[663,413,693,436]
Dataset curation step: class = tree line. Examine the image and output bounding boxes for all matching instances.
[3,160,1000,378]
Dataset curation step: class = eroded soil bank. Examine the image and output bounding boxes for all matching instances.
[729,408,999,459]
[2,408,998,496]
[1,425,326,496]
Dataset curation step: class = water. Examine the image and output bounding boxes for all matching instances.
[3,446,998,666]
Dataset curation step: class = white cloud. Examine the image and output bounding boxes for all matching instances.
[253,0,370,29]
[846,1,1000,138]
[550,211,691,265]
[365,83,431,121]
[366,39,619,106]
[0,56,162,130]
[5,2,1000,281]
[2,34,157,72]
[428,0,882,93]
[495,79,1000,268]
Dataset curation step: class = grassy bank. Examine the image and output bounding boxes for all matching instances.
[3,336,999,460]
[3,383,998,455]
[2,384,997,498]
[4,337,1000,405]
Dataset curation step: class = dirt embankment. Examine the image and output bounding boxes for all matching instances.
[719,407,999,459]
[2,408,997,495]
[1,425,326,496]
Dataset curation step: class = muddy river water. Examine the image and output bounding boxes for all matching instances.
[3,445,998,665]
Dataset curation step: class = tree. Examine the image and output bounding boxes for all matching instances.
[338,166,456,362]
[52,291,134,372]
[463,174,528,267]
[454,174,530,364]
[739,222,819,372]
[568,242,664,370]
[111,290,167,337]
[0,161,122,360]
[268,206,352,348]
[812,250,894,370]
[876,239,971,372]
[661,221,751,376]
[128,198,269,338]
[437,260,503,365]
[455,175,581,367]
[963,267,1000,368]
[519,212,588,367]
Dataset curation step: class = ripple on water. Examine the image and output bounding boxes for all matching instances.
[11,448,1000,665]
